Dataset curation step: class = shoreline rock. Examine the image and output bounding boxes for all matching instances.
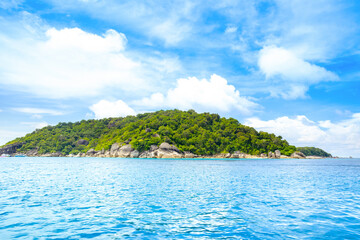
[6,143,333,159]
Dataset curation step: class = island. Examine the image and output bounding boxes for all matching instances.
[0,109,331,159]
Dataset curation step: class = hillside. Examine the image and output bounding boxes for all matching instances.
[4,109,297,156]
[297,147,332,158]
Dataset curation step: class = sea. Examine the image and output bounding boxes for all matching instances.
[0,157,359,239]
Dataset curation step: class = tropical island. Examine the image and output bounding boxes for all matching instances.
[0,109,331,159]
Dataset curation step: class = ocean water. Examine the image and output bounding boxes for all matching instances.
[0,157,359,239]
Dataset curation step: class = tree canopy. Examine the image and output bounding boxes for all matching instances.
[5,109,297,156]
[297,147,332,157]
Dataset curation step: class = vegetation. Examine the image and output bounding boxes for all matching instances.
[297,147,332,157]
[4,109,297,156]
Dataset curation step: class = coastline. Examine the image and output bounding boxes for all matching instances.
[2,142,327,160]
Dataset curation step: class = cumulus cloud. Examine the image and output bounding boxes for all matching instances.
[0,17,175,99]
[245,114,360,157]
[135,74,258,114]
[258,46,338,99]
[89,100,136,119]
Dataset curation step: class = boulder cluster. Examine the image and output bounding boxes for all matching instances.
[14,142,313,159]
[63,142,298,159]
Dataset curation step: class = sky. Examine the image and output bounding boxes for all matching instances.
[0,0,360,157]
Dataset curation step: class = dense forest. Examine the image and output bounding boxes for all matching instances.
[4,109,298,156]
[297,147,332,157]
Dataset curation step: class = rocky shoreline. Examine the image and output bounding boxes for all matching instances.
[5,142,324,159]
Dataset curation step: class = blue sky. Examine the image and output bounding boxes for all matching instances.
[1,0,360,157]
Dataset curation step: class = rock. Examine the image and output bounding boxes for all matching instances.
[260,153,267,158]
[139,151,157,158]
[159,142,180,153]
[26,149,38,156]
[291,151,306,159]
[184,152,196,158]
[145,128,152,133]
[157,150,183,158]
[150,145,159,151]
[43,152,63,157]
[104,150,111,158]
[77,139,89,146]
[110,143,120,153]
[130,150,140,158]
[0,142,23,155]
[118,144,134,157]
[87,149,97,155]
[152,133,160,138]
[232,151,246,158]
[268,151,278,158]
[274,150,281,158]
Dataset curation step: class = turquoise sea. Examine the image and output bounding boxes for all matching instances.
[0,157,359,239]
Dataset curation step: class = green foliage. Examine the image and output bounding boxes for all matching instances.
[4,109,297,156]
[297,147,332,157]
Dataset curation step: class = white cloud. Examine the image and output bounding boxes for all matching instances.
[89,100,136,119]
[0,18,168,99]
[245,114,360,157]
[225,26,237,34]
[13,107,64,116]
[135,74,258,114]
[45,28,126,52]
[0,0,23,9]
[47,0,198,46]
[258,46,338,99]
[151,19,192,46]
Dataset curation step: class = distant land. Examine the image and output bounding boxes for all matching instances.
[0,109,331,159]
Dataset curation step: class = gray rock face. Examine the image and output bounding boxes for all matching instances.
[139,151,157,158]
[268,151,275,158]
[274,150,281,158]
[77,139,89,146]
[43,152,63,157]
[118,144,134,157]
[260,153,267,158]
[152,133,160,138]
[130,150,140,158]
[159,142,180,153]
[145,128,152,133]
[0,143,23,155]
[110,143,120,153]
[150,145,159,151]
[87,148,97,155]
[184,152,196,158]
[26,149,38,156]
[291,151,306,159]
[232,151,246,158]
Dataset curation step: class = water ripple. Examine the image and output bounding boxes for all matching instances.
[0,157,360,239]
